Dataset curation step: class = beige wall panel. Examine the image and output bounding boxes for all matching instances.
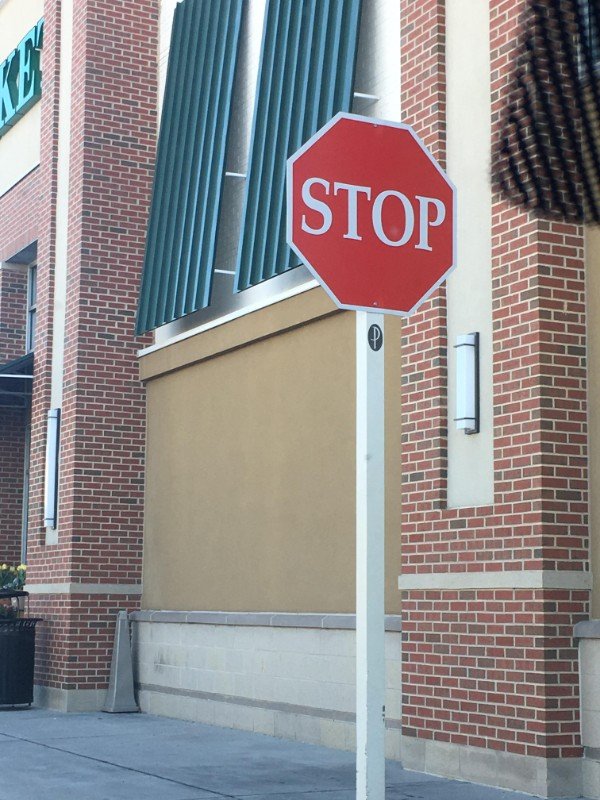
[0,0,43,58]
[0,0,43,197]
[142,299,402,614]
[588,228,600,616]
[445,0,494,507]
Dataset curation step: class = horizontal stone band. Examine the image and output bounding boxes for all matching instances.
[398,570,592,591]
[131,610,402,631]
[25,583,142,595]
[138,682,402,729]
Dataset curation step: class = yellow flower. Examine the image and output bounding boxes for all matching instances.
[9,567,15,573]
[1,565,7,571]
[17,565,26,571]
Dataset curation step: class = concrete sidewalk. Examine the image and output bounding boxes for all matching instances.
[0,709,584,800]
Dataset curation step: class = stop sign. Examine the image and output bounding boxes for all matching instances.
[287,112,456,316]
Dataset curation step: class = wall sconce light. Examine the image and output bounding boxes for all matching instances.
[44,408,61,529]
[454,333,479,435]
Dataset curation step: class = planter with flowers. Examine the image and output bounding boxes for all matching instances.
[0,564,28,617]
[0,564,42,707]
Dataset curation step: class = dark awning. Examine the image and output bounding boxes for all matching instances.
[496,0,600,223]
[0,353,33,409]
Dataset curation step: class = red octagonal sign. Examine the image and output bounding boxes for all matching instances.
[287,113,456,316]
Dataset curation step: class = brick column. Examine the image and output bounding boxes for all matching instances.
[26,0,157,709]
[400,0,448,515]
[400,0,589,791]
[27,0,61,577]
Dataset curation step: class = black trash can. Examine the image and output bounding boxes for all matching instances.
[0,591,41,707]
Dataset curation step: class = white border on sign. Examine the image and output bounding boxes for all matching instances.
[286,111,458,317]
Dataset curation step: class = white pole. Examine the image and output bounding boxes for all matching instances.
[356,310,386,800]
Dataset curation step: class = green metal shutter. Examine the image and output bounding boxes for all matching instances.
[137,0,244,334]
[235,0,363,292]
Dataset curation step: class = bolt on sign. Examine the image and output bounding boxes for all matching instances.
[0,19,45,139]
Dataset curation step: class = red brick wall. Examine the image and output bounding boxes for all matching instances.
[0,267,27,363]
[400,0,448,517]
[402,589,586,758]
[400,0,447,162]
[26,0,61,571]
[22,0,157,691]
[0,170,39,264]
[55,0,155,586]
[400,0,589,761]
[0,15,40,582]
[31,593,141,691]
[0,409,26,565]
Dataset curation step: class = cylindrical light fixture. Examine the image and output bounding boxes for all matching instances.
[44,408,61,528]
[454,333,479,435]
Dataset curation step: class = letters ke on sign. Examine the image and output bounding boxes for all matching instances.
[0,20,44,139]
[287,112,456,316]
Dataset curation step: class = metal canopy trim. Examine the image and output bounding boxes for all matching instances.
[5,241,37,265]
[0,353,34,407]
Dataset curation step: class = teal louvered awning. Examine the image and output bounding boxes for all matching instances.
[235,0,363,292]
[136,0,244,335]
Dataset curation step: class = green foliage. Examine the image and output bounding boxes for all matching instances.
[0,564,26,592]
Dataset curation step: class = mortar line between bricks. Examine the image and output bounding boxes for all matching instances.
[0,730,238,799]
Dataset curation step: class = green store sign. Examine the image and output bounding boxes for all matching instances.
[0,19,44,139]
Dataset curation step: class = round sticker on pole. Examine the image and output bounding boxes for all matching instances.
[368,324,383,351]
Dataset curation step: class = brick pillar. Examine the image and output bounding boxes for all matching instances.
[27,0,61,585]
[400,0,448,514]
[400,0,588,791]
[488,0,588,761]
[26,0,157,708]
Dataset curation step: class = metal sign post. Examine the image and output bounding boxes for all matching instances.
[356,311,386,800]
[287,111,456,800]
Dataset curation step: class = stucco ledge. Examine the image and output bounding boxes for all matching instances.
[130,610,402,631]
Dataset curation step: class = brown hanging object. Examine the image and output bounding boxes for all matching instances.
[496,0,600,223]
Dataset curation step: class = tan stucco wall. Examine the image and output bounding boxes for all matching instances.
[0,0,43,197]
[141,287,402,614]
[588,228,600,616]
